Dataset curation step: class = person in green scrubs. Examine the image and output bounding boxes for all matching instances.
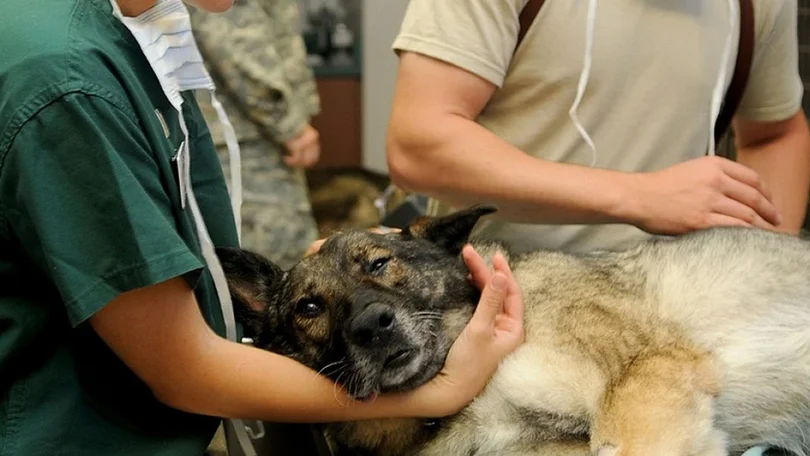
[0,0,525,454]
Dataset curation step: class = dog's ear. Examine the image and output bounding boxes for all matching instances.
[215,246,285,337]
[403,204,497,253]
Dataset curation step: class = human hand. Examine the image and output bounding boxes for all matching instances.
[627,156,783,234]
[408,245,525,418]
[283,124,320,168]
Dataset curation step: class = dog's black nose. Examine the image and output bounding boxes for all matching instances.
[348,303,396,347]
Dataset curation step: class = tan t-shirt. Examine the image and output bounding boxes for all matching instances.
[392,0,803,253]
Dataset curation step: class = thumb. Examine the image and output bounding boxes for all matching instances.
[470,271,508,327]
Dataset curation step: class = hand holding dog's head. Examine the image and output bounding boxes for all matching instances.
[217,204,499,399]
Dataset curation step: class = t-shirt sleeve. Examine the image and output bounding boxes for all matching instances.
[735,0,804,122]
[391,0,528,87]
[0,92,204,327]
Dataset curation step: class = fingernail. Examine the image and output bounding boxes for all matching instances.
[491,273,507,291]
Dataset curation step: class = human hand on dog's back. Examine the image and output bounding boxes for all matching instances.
[387,51,801,250]
[624,155,783,235]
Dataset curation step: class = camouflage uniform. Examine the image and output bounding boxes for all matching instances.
[189,0,320,270]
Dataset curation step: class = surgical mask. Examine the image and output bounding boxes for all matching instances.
[570,0,737,165]
[109,1,256,454]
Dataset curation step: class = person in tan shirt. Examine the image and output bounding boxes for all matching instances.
[388,0,810,254]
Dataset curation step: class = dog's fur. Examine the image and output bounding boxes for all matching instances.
[217,205,810,456]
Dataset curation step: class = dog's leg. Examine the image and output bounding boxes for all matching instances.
[590,346,728,456]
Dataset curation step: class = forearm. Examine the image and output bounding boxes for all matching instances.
[92,277,430,425]
[735,117,810,234]
[159,336,425,423]
[387,113,638,225]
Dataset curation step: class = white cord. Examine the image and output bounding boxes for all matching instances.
[707,0,737,156]
[568,0,599,167]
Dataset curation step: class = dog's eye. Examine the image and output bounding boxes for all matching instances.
[368,257,390,275]
[295,300,324,318]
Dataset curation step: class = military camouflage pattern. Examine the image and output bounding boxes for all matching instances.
[189,0,320,270]
[221,139,319,270]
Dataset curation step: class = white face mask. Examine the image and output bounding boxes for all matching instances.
[109,1,256,454]
[109,0,242,227]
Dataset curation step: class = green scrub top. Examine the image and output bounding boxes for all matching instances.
[0,0,241,454]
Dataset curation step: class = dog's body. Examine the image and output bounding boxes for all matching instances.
[218,206,810,456]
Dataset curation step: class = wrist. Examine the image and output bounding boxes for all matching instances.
[602,170,647,227]
[404,377,470,418]
[362,381,463,420]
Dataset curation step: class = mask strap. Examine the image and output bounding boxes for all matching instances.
[209,92,243,244]
[707,0,738,156]
[569,0,598,167]
[109,0,124,17]
[179,112,257,456]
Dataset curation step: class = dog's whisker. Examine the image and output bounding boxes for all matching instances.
[322,364,347,381]
[345,371,361,401]
[413,311,443,318]
[316,358,347,378]
[333,371,348,406]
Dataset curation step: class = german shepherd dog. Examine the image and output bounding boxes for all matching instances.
[216,205,810,456]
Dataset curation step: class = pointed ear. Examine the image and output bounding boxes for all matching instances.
[215,246,285,337]
[403,204,498,253]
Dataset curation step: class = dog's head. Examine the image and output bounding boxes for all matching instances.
[217,205,497,401]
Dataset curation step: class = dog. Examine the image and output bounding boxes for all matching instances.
[216,205,810,456]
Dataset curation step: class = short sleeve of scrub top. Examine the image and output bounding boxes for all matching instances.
[0,92,204,327]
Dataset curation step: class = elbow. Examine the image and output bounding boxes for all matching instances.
[137,351,212,416]
[151,378,218,417]
[149,377,195,414]
[386,139,420,192]
[386,125,441,194]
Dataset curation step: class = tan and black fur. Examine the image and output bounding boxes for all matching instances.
[217,205,810,456]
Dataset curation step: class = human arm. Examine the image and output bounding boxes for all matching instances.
[386,0,780,235]
[387,49,636,226]
[733,111,810,234]
[729,0,809,234]
[1,92,522,423]
[88,247,523,423]
[387,51,781,233]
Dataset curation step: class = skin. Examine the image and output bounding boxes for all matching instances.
[734,112,810,234]
[88,0,525,426]
[284,123,322,169]
[91,243,523,423]
[387,51,810,236]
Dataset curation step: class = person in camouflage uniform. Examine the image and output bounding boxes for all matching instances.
[189,0,321,271]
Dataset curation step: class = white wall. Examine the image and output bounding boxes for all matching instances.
[361,0,409,174]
